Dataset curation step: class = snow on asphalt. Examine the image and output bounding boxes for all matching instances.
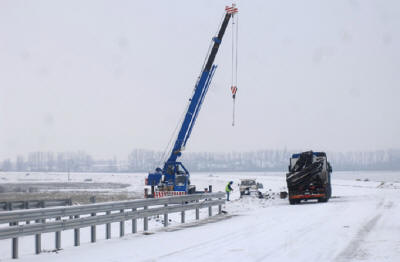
[0,171,399,261]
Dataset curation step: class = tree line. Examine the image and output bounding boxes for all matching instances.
[1,149,400,172]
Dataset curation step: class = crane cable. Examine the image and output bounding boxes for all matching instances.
[231,11,238,127]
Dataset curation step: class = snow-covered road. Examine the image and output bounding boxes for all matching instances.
[1,171,399,261]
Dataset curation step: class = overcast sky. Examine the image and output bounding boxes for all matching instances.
[0,0,399,160]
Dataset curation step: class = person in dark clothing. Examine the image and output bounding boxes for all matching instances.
[225,181,234,201]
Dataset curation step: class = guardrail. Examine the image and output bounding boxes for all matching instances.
[0,199,72,211]
[0,192,225,259]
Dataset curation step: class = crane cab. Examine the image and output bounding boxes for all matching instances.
[163,162,190,192]
[146,162,196,197]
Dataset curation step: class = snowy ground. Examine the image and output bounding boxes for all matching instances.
[0,171,399,261]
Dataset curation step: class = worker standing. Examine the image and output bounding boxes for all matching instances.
[225,181,234,201]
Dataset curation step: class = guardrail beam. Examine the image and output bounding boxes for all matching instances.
[0,192,225,259]
[0,193,225,224]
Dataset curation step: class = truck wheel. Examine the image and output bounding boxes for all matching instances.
[328,184,332,198]
[257,191,264,199]
[188,187,196,194]
[289,199,297,205]
[318,197,328,203]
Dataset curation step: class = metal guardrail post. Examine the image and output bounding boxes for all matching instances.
[181,201,185,223]
[106,211,111,239]
[90,196,96,243]
[208,205,212,217]
[120,210,125,237]
[35,219,41,254]
[55,217,61,250]
[218,198,222,214]
[132,208,137,233]
[91,213,96,243]
[143,206,148,231]
[164,204,168,227]
[181,210,185,223]
[196,200,200,220]
[12,236,18,259]
[74,215,80,246]
[11,222,18,259]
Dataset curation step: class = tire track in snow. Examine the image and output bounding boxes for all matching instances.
[334,200,385,262]
[253,204,339,262]
[146,215,251,261]
[148,228,242,260]
[151,210,289,261]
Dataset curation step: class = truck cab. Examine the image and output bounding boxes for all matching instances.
[286,151,332,204]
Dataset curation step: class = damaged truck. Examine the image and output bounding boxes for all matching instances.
[239,179,264,198]
[286,151,332,205]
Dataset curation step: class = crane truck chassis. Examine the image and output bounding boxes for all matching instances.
[286,151,332,204]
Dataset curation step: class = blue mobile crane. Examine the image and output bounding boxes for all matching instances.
[146,5,238,197]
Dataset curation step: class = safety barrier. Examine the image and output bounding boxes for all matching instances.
[0,192,225,259]
[0,199,72,211]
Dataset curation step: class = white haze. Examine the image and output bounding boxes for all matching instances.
[0,0,399,159]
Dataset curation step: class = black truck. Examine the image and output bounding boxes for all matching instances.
[286,151,332,205]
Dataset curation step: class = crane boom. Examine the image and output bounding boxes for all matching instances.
[168,12,232,163]
[146,5,238,196]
